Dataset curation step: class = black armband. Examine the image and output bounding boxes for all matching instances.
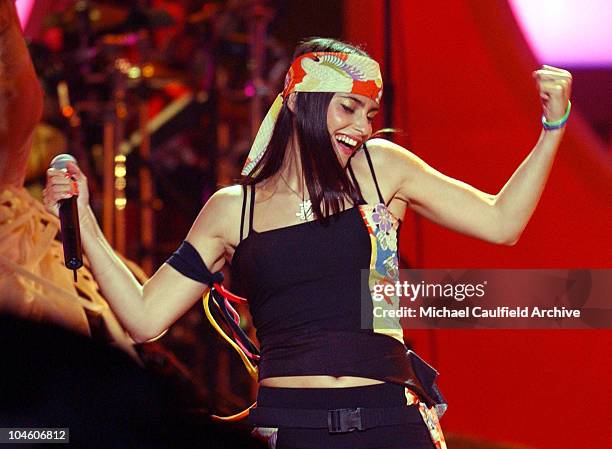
[166,240,224,286]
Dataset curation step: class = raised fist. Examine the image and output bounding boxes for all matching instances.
[533,65,572,122]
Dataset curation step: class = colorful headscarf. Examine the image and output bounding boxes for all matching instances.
[241,52,383,176]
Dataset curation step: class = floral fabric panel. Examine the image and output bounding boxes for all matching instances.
[358,203,403,343]
[404,389,447,449]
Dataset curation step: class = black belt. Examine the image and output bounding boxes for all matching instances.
[249,405,422,434]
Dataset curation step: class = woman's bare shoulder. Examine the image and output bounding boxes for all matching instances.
[365,137,417,161]
[208,184,244,211]
[364,138,424,175]
[190,184,245,241]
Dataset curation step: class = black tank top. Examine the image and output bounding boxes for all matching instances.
[231,146,445,409]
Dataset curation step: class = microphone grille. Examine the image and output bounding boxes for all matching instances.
[50,154,78,170]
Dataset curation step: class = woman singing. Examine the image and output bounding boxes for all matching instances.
[44,38,572,449]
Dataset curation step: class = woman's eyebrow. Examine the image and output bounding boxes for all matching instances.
[339,95,380,112]
[339,95,363,105]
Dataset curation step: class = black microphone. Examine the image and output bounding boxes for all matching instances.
[50,154,83,281]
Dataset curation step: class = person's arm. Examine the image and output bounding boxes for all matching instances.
[0,0,44,185]
[44,163,240,343]
[374,65,572,245]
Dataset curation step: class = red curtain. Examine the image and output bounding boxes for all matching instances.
[345,1,612,448]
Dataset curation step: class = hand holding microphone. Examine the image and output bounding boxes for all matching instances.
[44,154,90,280]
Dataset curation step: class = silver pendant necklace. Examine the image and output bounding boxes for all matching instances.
[279,174,313,221]
[296,199,313,221]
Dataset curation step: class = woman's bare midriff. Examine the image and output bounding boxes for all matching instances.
[260,375,384,388]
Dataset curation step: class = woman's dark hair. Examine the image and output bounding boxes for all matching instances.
[239,37,372,220]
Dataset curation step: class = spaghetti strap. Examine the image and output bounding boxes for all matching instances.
[363,143,385,204]
[346,158,366,205]
[240,185,247,242]
[248,184,256,232]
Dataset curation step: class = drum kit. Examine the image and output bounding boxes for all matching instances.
[28,0,280,274]
[22,0,280,412]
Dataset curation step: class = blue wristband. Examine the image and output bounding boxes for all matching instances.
[542,100,571,130]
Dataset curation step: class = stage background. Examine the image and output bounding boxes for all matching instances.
[10,1,611,446]
[345,1,612,448]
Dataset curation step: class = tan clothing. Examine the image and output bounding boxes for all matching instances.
[0,186,138,359]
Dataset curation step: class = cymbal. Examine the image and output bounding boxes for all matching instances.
[96,6,175,35]
[98,31,144,47]
[187,3,222,25]
[45,3,127,34]
[46,3,175,35]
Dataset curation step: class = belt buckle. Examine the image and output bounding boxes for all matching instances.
[327,407,364,433]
